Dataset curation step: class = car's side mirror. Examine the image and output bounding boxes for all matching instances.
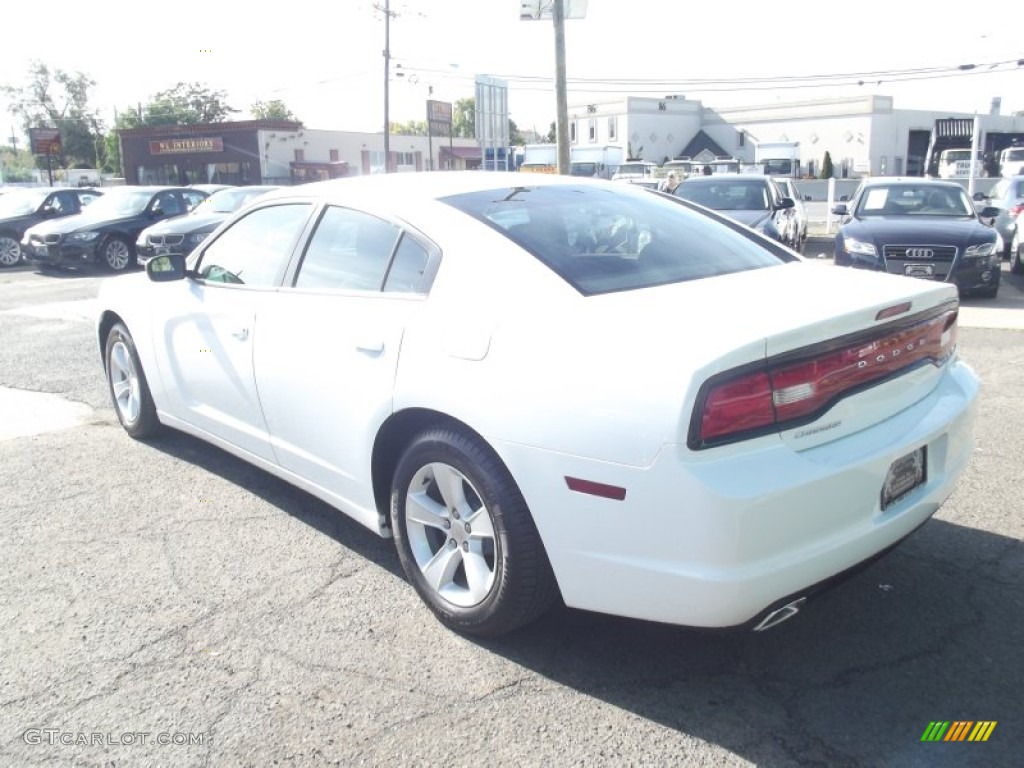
[146,254,187,282]
[832,203,850,216]
[978,206,1001,220]
[777,197,795,210]
[972,192,987,201]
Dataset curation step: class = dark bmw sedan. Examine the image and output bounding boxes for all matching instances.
[672,174,798,250]
[22,186,206,272]
[833,179,1002,298]
[0,187,103,267]
[136,185,279,265]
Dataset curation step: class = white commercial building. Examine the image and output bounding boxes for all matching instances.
[565,94,1024,178]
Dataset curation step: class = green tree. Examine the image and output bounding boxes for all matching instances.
[391,120,427,135]
[820,151,834,179]
[1,60,105,170]
[0,147,39,182]
[509,118,524,146]
[118,82,238,127]
[545,121,556,143]
[250,99,300,123]
[103,129,123,176]
[452,98,475,138]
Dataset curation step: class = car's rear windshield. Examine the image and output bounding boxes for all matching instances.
[441,183,792,296]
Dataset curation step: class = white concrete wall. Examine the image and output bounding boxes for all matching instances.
[258,128,478,179]
[567,96,703,163]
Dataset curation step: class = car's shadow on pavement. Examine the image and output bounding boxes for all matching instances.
[141,429,404,578]
[27,265,110,279]
[477,518,1022,766]
[143,429,1021,767]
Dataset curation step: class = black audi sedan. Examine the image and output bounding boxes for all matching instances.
[833,178,1002,298]
[672,174,799,250]
[22,186,206,272]
[135,185,279,266]
[0,187,103,267]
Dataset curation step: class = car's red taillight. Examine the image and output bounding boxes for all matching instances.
[1010,204,1024,217]
[694,308,958,448]
[700,371,774,442]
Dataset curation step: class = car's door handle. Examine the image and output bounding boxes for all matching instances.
[232,327,249,341]
[355,339,384,355]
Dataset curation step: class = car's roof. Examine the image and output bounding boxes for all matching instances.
[681,174,772,183]
[104,185,191,194]
[255,171,634,205]
[858,177,964,188]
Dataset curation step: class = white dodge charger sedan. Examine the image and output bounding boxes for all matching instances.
[96,172,979,637]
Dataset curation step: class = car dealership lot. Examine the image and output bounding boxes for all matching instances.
[1,265,1021,766]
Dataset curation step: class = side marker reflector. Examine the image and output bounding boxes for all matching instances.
[565,477,627,501]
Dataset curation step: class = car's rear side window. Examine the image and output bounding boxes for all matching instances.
[296,206,399,291]
[441,184,789,296]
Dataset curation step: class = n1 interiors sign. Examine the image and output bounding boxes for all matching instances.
[149,138,225,155]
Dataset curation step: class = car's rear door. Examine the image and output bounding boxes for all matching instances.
[254,204,438,518]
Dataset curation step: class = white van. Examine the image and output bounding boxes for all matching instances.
[937,149,983,179]
[998,147,1024,178]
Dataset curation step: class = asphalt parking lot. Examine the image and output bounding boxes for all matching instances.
[0,262,1021,766]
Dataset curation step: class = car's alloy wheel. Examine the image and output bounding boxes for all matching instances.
[104,322,160,438]
[102,237,133,272]
[0,236,21,267]
[391,427,557,636]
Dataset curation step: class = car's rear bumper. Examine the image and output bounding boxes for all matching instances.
[495,358,979,628]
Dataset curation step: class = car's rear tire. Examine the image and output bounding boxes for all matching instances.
[104,322,161,439]
[390,426,557,637]
[0,235,21,267]
[1012,231,1024,275]
[101,236,134,272]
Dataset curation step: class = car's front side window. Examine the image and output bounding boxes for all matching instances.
[195,204,311,287]
[183,190,207,211]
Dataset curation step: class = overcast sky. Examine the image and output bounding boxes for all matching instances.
[2,0,1022,140]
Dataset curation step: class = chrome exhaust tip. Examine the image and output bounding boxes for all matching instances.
[752,597,807,632]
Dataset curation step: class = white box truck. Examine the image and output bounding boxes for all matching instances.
[569,145,624,179]
[755,141,800,177]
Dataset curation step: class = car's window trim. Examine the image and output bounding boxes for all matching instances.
[189,201,317,290]
[281,202,442,297]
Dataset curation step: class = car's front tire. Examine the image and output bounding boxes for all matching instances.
[0,235,21,267]
[390,426,557,636]
[101,236,134,272]
[104,322,161,439]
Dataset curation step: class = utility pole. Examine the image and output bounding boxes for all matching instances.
[553,0,569,175]
[376,0,397,174]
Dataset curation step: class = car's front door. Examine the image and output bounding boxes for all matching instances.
[151,202,313,461]
[254,205,437,517]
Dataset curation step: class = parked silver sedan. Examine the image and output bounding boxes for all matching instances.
[773,177,809,250]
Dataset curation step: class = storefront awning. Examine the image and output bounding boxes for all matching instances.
[439,147,481,159]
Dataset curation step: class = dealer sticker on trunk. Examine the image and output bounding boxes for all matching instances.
[881,446,927,510]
